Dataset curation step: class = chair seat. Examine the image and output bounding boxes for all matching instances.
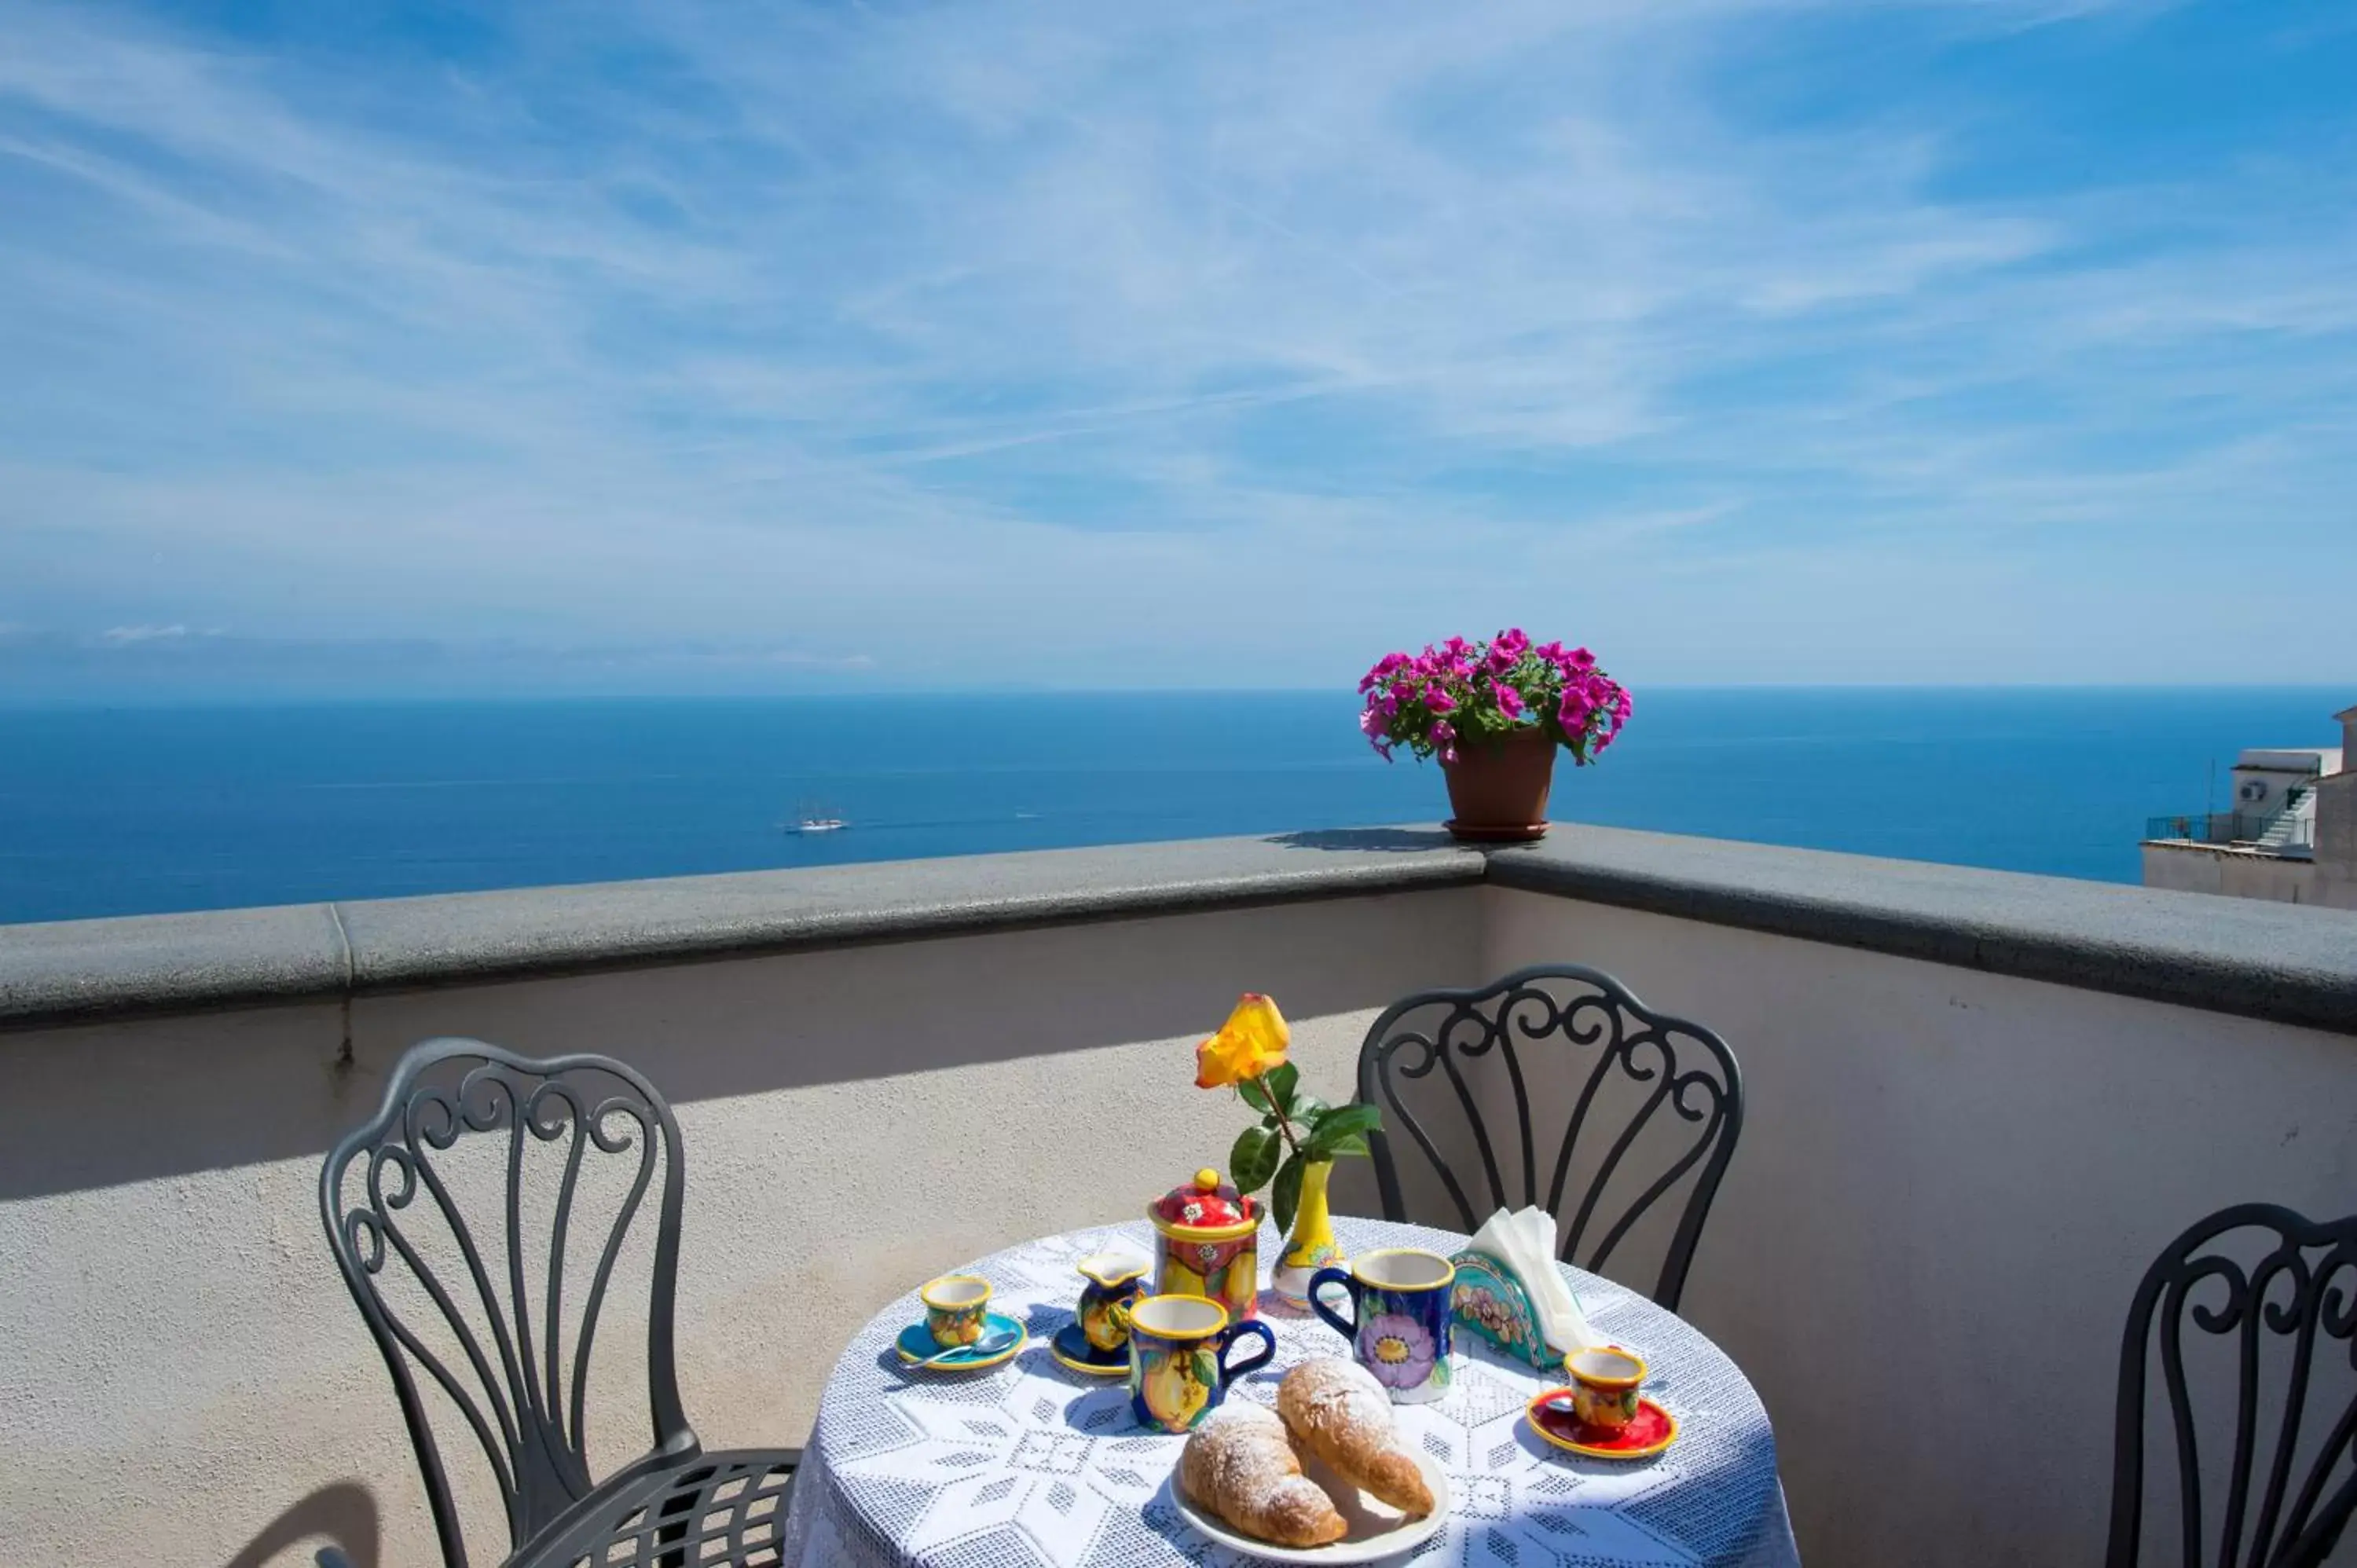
[517,1449,800,1568]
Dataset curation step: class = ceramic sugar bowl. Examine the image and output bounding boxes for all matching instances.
[1149,1167,1262,1322]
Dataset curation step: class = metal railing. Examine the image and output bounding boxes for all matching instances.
[2143,811,2315,852]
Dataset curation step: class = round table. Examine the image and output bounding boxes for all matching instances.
[779,1218,1798,1567]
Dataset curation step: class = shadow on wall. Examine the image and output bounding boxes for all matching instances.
[221,1479,379,1568]
[0,892,1485,1201]
[1266,827,1461,854]
[352,896,1469,1116]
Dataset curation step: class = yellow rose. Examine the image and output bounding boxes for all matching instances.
[1195,993,1290,1089]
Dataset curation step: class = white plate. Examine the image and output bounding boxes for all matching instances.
[1164,1447,1450,1564]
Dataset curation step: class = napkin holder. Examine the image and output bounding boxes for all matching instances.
[1447,1248,1560,1372]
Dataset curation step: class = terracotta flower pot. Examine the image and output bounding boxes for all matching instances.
[1441,728,1556,841]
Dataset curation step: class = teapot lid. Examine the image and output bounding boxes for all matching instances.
[1152,1167,1258,1232]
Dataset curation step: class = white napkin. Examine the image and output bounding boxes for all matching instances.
[1469,1205,1598,1354]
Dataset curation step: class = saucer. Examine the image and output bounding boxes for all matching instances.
[895,1311,1027,1372]
[1526,1390,1678,1460]
[1048,1323,1129,1376]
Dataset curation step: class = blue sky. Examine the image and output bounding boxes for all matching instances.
[2,0,2353,694]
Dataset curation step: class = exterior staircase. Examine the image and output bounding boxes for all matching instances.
[2255,788,2314,854]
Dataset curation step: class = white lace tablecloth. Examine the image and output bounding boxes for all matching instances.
[780,1218,1798,1567]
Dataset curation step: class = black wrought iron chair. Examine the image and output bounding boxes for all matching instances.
[319,1039,798,1568]
[2107,1203,2357,1568]
[1355,963,1743,1312]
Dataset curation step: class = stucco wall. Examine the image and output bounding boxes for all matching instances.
[1479,886,2357,1568]
[0,889,1479,1568]
[7,822,2356,1568]
[2316,770,2357,907]
[2139,843,2322,903]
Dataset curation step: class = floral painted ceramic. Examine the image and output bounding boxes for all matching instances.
[1149,1168,1261,1323]
[920,1275,992,1349]
[1116,1293,1277,1434]
[1448,1250,1554,1370]
[1076,1253,1148,1355]
[1308,1248,1457,1404]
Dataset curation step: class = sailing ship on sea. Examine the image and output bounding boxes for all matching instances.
[783,799,849,834]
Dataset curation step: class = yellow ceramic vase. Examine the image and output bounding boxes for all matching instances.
[1270,1158,1346,1308]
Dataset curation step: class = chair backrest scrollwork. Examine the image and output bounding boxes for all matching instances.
[2109,1203,2357,1568]
[320,1039,697,1568]
[1355,964,1743,1311]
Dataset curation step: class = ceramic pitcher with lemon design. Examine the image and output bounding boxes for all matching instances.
[1076,1254,1147,1355]
[1116,1293,1277,1434]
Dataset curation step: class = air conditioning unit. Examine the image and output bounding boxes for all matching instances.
[2238,779,2267,803]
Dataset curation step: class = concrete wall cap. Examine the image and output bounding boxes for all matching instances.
[0,829,1480,1028]
[1486,826,2357,1037]
[5,822,2355,1036]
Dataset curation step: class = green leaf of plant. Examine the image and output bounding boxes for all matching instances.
[1318,1132,1371,1160]
[1288,1092,1330,1127]
[1271,1152,1306,1237]
[1230,1124,1281,1194]
[1305,1103,1382,1158]
[1263,1062,1299,1115]
[1237,1076,1274,1115]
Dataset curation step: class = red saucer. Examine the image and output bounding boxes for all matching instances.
[1526,1390,1678,1460]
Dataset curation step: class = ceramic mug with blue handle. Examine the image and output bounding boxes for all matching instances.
[1113,1292,1277,1433]
[1308,1247,1456,1404]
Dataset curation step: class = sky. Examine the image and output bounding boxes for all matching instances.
[2,0,2354,697]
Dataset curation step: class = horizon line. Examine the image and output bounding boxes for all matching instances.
[2,680,2354,712]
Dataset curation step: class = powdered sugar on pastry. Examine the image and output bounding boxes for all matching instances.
[1281,1357,1395,1434]
[1178,1401,1348,1548]
[1277,1359,1436,1518]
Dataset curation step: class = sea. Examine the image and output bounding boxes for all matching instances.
[0,688,2344,925]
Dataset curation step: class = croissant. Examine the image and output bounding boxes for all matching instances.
[1178,1401,1349,1548]
[1277,1358,1435,1517]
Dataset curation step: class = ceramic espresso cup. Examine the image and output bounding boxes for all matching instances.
[921,1275,992,1349]
[1113,1292,1277,1433]
[1308,1247,1457,1403]
[1566,1346,1648,1434]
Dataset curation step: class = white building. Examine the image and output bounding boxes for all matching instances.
[2141,703,2357,908]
